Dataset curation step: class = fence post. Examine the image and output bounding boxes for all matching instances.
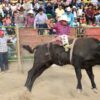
[15,25,23,72]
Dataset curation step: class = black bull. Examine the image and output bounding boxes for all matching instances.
[23,37,100,92]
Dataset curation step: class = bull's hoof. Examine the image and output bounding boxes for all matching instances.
[25,84,32,92]
[93,88,98,94]
[77,89,82,93]
[19,87,31,100]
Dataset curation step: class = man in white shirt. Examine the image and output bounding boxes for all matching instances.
[34,8,48,35]
[0,30,8,71]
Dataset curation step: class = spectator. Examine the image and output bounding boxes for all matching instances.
[47,14,55,34]
[55,4,65,21]
[45,1,53,15]
[10,3,17,14]
[80,14,86,26]
[8,34,17,57]
[3,14,12,26]
[22,0,33,11]
[34,0,45,13]
[0,6,4,17]
[98,0,100,6]
[0,0,2,4]
[34,8,48,35]
[65,0,72,6]
[85,5,95,25]
[2,14,14,35]
[12,11,18,26]
[84,0,91,4]
[95,8,100,26]
[72,18,80,27]
[25,9,35,27]
[72,6,77,19]
[4,0,9,4]
[0,15,3,27]
[64,6,74,26]
[76,0,85,7]
[77,6,84,17]
[3,4,12,17]
[15,6,25,27]
[0,30,9,71]
[91,0,98,6]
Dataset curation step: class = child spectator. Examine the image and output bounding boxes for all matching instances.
[77,6,84,18]
[72,18,80,27]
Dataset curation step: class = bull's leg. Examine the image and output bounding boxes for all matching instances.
[73,57,83,92]
[86,67,96,89]
[25,64,51,91]
[25,68,34,88]
[75,67,82,92]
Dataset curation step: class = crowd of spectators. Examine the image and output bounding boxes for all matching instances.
[0,0,99,35]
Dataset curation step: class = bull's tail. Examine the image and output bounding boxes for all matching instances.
[23,45,36,53]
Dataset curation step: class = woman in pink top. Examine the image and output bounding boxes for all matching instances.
[25,10,35,27]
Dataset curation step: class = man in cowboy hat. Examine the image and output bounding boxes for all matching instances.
[53,15,71,51]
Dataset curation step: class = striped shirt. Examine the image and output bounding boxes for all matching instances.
[0,37,8,53]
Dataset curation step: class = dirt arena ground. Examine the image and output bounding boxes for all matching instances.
[0,61,100,100]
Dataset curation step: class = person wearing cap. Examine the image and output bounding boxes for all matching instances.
[63,6,74,27]
[0,30,9,71]
[53,15,71,51]
[34,8,48,35]
[25,10,35,27]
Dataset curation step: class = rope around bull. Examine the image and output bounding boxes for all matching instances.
[70,38,77,64]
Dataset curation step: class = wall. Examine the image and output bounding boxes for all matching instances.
[19,28,77,47]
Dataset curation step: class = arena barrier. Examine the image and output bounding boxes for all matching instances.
[3,26,99,72]
[85,27,100,40]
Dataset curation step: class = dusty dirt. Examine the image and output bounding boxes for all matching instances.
[0,61,100,100]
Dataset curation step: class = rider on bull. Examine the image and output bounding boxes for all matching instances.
[53,14,71,51]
